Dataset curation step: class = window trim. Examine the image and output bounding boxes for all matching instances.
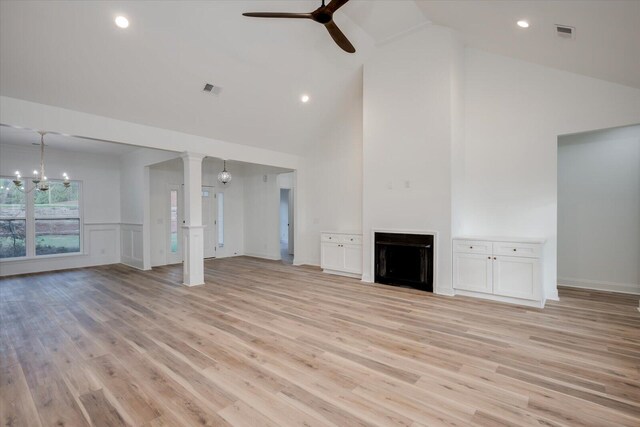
[0,177,83,262]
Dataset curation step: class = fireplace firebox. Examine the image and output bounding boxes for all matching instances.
[375,232,433,292]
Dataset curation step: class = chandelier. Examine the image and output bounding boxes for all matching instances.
[217,160,232,185]
[12,131,70,193]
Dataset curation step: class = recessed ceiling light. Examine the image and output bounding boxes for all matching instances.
[517,20,530,28]
[115,16,129,29]
[301,94,310,103]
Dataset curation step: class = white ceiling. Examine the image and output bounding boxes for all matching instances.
[0,125,138,155]
[1,1,638,156]
[0,0,380,155]
[416,0,640,89]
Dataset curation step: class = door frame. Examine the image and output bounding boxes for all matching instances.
[202,185,217,259]
[166,183,183,265]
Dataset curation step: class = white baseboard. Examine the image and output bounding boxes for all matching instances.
[243,252,281,261]
[435,287,455,297]
[322,269,361,279]
[454,289,545,308]
[546,289,560,301]
[120,256,145,270]
[292,257,318,267]
[558,277,640,295]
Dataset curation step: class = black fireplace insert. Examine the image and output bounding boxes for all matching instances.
[375,232,433,292]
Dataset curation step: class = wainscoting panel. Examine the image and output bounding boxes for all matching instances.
[120,223,144,270]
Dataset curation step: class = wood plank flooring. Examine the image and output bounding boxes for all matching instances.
[1,256,639,426]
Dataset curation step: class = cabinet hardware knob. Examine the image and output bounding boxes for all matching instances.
[470,246,473,249]
[513,248,517,251]
[494,257,497,260]
[488,256,491,259]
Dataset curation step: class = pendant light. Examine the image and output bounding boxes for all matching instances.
[217,160,232,185]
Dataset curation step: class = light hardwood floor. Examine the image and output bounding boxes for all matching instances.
[1,257,639,426]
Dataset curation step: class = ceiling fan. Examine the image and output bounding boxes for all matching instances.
[243,0,355,53]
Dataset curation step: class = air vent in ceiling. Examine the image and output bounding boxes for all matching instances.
[203,83,222,95]
[555,25,575,39]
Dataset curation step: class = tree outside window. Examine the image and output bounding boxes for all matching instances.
[0,178,26,258]
[0,178,81,259]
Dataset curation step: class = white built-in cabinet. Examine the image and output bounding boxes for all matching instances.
[321,232,362,278]
[453,237,545,307]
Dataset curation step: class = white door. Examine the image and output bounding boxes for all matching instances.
[453,252,493,293]
[166,184,183,264]
[493,256,540,300]
[321,243,343,271]
[202,187,216,258]
[343,244,362,274]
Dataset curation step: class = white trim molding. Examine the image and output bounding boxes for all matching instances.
[120,223,144,270]
[558,277,640,295]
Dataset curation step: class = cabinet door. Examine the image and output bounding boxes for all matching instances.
[493,256,540,300]
[343,244,362,274]
[321,243,343,271]
[453,253,493,293]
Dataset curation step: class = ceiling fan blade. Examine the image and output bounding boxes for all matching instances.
[324,21,355,53]
[325,0,351,13]
[243,12,312,19]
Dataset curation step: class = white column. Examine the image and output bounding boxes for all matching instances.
[181,152,206,286]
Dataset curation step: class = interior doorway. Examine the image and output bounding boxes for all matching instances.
[279,188,294,264]
[557,124,640,295]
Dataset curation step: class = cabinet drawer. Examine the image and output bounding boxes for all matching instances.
[321,233,341,243]
[340,235,362,245]
[493,242,541,258]
[453,240,492,255]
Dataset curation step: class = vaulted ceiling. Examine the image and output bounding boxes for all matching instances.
[1,1,638,155]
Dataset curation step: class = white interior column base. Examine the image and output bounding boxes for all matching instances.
[182,225,205,286]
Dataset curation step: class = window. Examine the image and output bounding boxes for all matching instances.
[170,189,178,253]
[0,178,81,259]
[34,181,80,255]
[0,178,27,258]
[217,192,224,247]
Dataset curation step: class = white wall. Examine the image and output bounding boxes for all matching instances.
[558,125,640,294]
[362,25,464,295]
[461,48,640,300]
[0,143,121,275]
[295,71,363,266]
[119,147,178,269]
[243,166,282,260]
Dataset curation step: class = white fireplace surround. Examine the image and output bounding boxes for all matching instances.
[365,229,442,294]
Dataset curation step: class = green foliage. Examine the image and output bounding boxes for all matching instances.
[36,235,80,255]
[0,178,25,207]
[34,181,79,205]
